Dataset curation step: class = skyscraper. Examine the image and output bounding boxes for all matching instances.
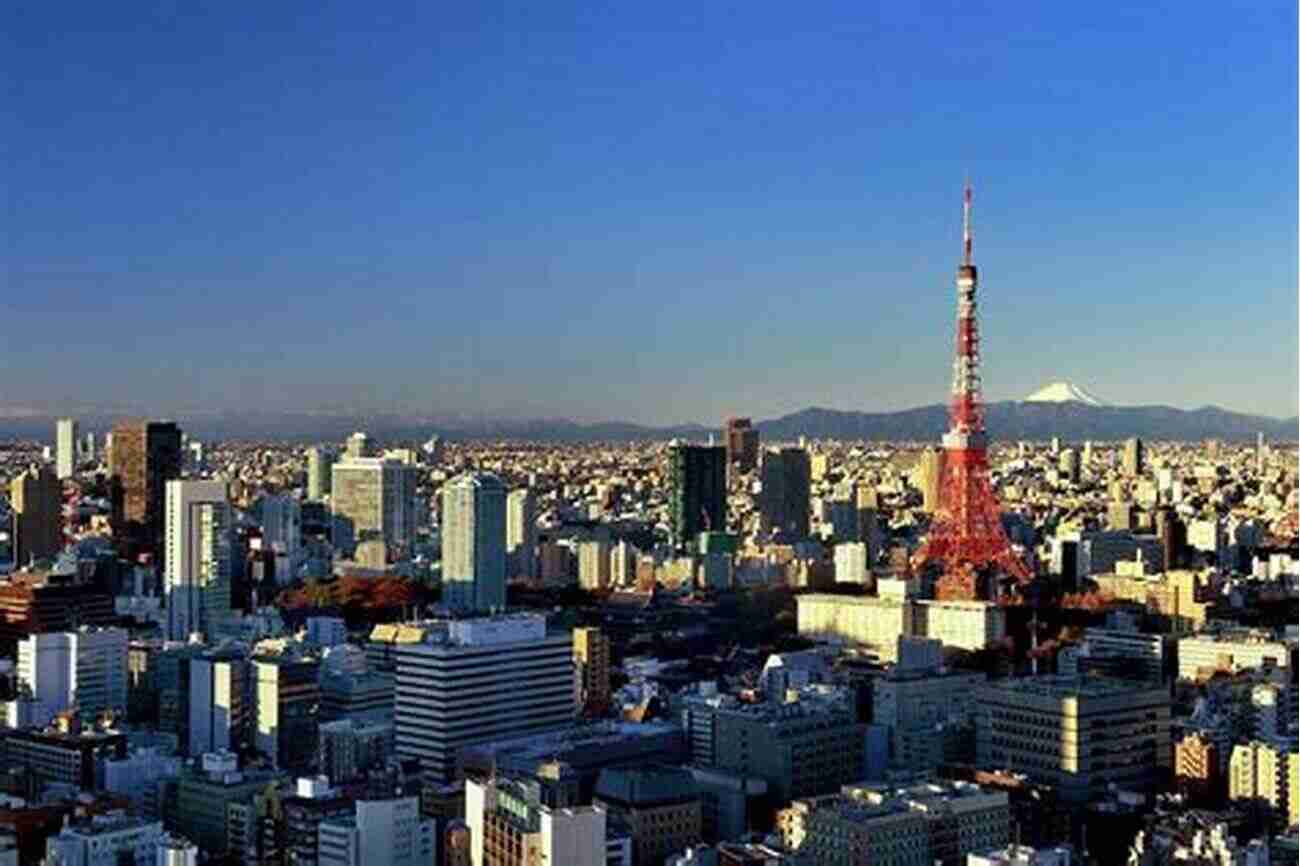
[505,488,537,580]
[261,494,302,559]
[9,464,63,566]
[1123,437,1145,477]
[16,627,128,723]
[573,626,611,715]
[331,457,418,556]
[56,418,79,480]
[668,442,727,549]
[307,447,336,502]
[345,432,372,459]
[724,417,760,473]
[109,420,183,559]
[165,480,233,641]
[441,472,507,612]
[759,447,811,539]
[914,447,946,513]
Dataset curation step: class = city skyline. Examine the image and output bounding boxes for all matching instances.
[8,2,1296,424]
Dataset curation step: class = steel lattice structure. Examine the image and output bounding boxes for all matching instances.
[914,184,1031,600]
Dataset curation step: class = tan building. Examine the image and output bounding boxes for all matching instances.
[1174,732,1220,803]
[1178,630,1296,681]
[1228,739,1300,827]
[913,600,1006,652]
[1093,570,1211,632]
[914,447,946,514]
[573,627,610,715]
[108,419,182,557]
[594,765,701,866]
[797,595,916,663]
[776,780,1009,866]
[10,465,62,566]
[577,540,611,590]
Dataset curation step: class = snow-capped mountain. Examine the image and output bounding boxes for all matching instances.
[1023,382,1108,406]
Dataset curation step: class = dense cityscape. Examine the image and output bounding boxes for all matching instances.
[0,185,1296,866]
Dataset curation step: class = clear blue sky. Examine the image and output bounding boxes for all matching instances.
[7,1,1297,424]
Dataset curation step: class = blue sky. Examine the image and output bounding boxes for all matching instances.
[6,1,1296,423]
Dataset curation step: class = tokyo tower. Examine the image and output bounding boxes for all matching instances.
[913,183,1031,600]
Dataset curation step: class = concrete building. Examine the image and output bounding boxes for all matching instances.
[594,765,701,866]
[1229,739,1300,827]
[506,489,537,580]
[187,653,250,756]
[440,473,508,613]
[760,448,811,539]
[873,662,986,775]
[44,814,164,866]
[573,627,610,715]
[171,753,279,856]
[974,676,1171,803]
[967,845,1073,866]
[317,797,434,866]
[575,539,610,591]
[109,419,182,559]
[391,615,575,782]
[164,480,233,641]
[914,600,1006,652]
[466,774,606,866]
[1075,628,1169,682]
[833,543,869,584]
[776,780,1010,866]
[9,464,62,566]
[307,447,336,502]
[16,627,128,724]
[1174,732,1221,803]
[102,747,182,819]
[915,447,947,514]
[680,684,864,803]
[318,718,393,784]
[56,418,79,480]
[331,457,418,556]
[280,777,354,866]
[669,443,727,548]
[3,721,127,792]
[796,594,916,663]
[253,654,320,772]
[1177,630,1296,681]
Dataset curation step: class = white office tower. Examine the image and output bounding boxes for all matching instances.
[611,540,637,587]
[506,488,538,580]
[56,418,79,480]
[466,775,607,866]
[441,473,507,612]
[393,615,574,782]
[261,494,302,560]
[331,458,418,554]
[317,797,433,866]
[834,542,870,584]
[165,480,233,641]
[16,627,128,724]
[345,431,372,459]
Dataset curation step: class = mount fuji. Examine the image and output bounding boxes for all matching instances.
[1023,382,1108,406]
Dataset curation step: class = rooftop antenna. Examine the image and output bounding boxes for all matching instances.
[962,175,973,267]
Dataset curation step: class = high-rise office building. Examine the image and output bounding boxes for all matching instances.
[261,494,302,559]
[165,480,233,641]
[441,472,507,613]
[505,488,537,580]
[573,627,611,715]
[56,418,79,480]
[1058,448,1080,483]
[9,464,63,566]
[331,457,418,555]
[1123,437,1145,477]
[188,654,251,757]
[16,627,128,723]
[307,447,336,502]
[392,615,574,782]
[109,419,183,558]
[759,447,811,539]
[724,417,760,474]
[577,539,611,590]
[253,654,321,772]
[669,443,727,548]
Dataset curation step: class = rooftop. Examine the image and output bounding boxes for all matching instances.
[981,674,1166,700]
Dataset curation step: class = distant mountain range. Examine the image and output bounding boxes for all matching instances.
[0,397,1293,443]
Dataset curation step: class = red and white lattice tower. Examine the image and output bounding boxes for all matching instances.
[913,183,1031,600]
